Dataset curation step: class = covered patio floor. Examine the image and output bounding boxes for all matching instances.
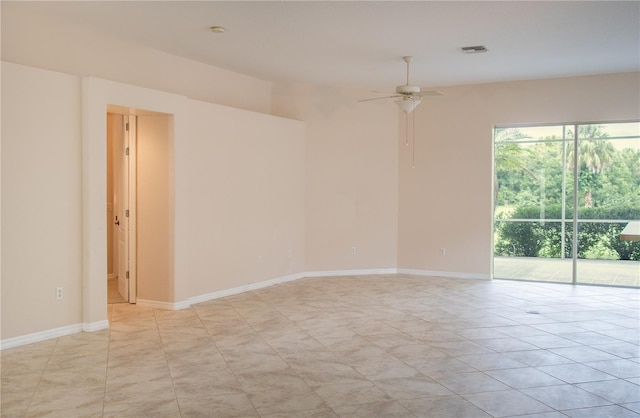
[494,256,640,287]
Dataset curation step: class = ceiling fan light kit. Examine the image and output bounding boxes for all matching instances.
[395,97,421,113]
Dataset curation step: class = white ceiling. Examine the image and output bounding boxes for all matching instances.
[4,1,640,89]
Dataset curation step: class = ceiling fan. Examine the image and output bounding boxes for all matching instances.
[359,56,442,113]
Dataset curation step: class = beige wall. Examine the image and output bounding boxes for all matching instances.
[2,56,638,344]
[1,3,272,115]
[0,63,304,343]
[398,72,640,277]
[1,63,83,338]
[178,100,305,298]
[137,114,175,302]
[272,84,399,273]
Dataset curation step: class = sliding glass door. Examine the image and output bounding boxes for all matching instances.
[493,121,640,287]
[575,123,640,286]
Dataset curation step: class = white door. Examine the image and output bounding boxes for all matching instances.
[115,114,138,303]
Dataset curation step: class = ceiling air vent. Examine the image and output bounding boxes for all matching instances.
[461,45,488,54]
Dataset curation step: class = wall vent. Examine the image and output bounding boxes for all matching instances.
[461,45,488,54]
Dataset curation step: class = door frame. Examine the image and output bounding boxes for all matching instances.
[82,76,185,328]
[126,114,138,303]
[491,121,640,286]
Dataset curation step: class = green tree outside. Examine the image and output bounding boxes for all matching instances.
[494,123,640,261]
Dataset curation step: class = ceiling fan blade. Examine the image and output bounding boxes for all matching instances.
[417,90,443,97]
[357,95,401,102]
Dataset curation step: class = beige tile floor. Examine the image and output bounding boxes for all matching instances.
[107,279,127,304]
[2,274,639,417]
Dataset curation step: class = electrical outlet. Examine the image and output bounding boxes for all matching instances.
[351,246,356,255]
[56,287,64,300]
[258,255,262,264]
[440,248,446,256]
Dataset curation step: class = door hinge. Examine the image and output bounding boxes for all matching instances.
[125,209,129,217]
[125,147,129,156]
[125,122,129,131]
[125,271,130,279]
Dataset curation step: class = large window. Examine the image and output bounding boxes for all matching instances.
[493,121,640,287]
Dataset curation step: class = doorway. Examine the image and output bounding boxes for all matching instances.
[105,104,174,309]
[82,77,183,328]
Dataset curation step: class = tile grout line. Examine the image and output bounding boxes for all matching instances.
[192,299,264,417]
[23,337,59,416]
[101,308,113,418]
[154,306,189,418]
[3,275,637,417]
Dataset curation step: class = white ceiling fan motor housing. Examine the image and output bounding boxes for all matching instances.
[396,85,420,95]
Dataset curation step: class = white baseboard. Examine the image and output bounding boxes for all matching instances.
[184,268,478,308]
[83,320,110,332]
[1,324,81,350]
[137,272,308,310]
[2,269,487,350]
[136,299,187,310]
[304,268,399,278]
[186,272,307,307]
[137,269,488,312]
[184,269,398,308]
[397,268,490,280]
[1,319,111,350]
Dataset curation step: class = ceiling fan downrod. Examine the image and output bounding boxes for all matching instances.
[403,56,413,86]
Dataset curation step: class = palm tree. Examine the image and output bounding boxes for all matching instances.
[566,125,615,207]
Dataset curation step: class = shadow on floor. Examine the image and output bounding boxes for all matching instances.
[107,278,127,304]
